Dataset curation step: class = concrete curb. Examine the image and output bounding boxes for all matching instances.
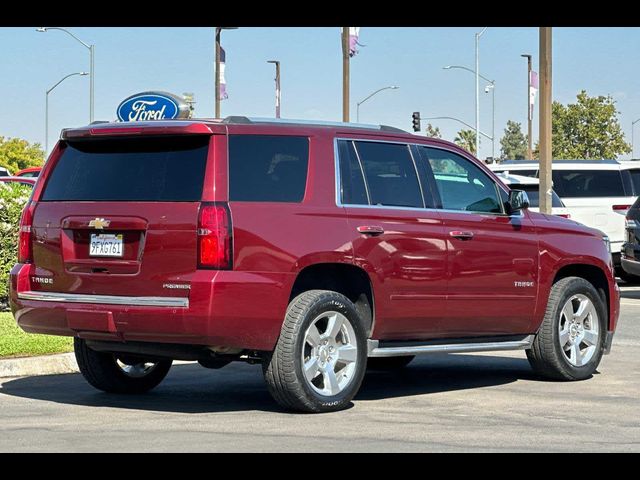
[0,353,78,378]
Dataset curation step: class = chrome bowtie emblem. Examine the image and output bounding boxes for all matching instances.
[89,218,110,230]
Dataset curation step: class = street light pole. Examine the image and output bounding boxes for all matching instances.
[356,86,399,123]
[267,60,281,118]
[45,72,88,154]
[475,27,488,158]
[632,118,640,159]
[215,27,238,118]
[443,65,495,159]
[37,27,94,123]
[521,54,533,160]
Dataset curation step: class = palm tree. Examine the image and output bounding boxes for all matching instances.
[454,129,477,155]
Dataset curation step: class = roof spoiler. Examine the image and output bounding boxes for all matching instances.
[61,121,214,140]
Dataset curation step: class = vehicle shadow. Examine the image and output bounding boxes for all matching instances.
[0,354,537,414]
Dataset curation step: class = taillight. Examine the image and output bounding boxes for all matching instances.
[613,204,632,214]
[18,202,36,263]
[197,203,232,269]
[557,213,571,219]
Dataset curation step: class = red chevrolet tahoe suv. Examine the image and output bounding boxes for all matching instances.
[9,118,620,413]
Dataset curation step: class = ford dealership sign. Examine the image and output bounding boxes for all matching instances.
[117,91,190,122]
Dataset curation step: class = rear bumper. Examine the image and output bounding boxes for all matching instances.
[9,263,293,352]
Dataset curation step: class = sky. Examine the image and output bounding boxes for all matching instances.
[1,26,640,159]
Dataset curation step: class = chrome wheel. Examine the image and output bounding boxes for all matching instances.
[301,311,359,397]
[115,358,160,378]
[558,294,600,367]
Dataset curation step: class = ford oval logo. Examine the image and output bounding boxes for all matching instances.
[117,91,189,122]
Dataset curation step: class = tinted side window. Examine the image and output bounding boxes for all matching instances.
[338,140,368,205]
[354,141,423,208]
[229,135,309,202]
[551,170,626,198]
[424,148,502,214]
[517,185,564,208]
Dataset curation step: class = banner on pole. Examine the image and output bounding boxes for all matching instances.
[529,71,538,120]
[220,47,228,100]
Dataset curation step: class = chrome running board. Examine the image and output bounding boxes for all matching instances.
[367,335,534,357]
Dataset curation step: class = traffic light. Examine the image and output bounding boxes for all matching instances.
[412,112,421,132]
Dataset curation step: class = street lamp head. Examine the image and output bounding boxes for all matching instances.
[267,60,279,64]
[443,66,452,70]
[79,72,89,76]
[390,86,399,90]
[521,54,532,59]
[36,27,47,32]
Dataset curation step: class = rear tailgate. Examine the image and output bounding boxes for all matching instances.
[29,134,211,301]
[552,169,634,251]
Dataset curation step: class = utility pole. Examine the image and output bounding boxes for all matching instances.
[521,54,533,160]
[342,27,350,122]
[539,28,553,215]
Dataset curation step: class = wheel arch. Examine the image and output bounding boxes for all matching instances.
[289,262,375,337]
[551,263,611,330]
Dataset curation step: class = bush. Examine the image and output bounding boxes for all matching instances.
[0,183,31,308]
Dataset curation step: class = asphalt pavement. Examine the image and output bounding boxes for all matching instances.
[0,285,638,452]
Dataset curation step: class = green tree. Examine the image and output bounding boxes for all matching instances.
[500,120,527,160]
[534,90,630,159]
[0,137,45,174]
[425,123,442,138]
[454,129,477,155]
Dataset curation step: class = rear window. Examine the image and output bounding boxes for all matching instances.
[516,185,564,208]
[229,135,309,202]
[551,170,627,198]
[42,136,209,202]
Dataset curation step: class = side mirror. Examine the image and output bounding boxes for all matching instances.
[507,189,530,215]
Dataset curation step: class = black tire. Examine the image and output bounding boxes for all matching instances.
[74,338,173,394]
[263,290,368,413]
[367,356,415,370]
[526,277,607,381]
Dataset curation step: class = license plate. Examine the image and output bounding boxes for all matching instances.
[89,233,124,257]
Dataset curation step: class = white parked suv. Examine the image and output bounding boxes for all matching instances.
[490,160,640,271]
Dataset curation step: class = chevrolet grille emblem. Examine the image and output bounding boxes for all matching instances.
[89,218,110,230]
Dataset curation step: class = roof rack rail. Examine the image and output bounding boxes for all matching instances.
[223,116,252,124]
[221,116,408,133]
[379,125,407,133]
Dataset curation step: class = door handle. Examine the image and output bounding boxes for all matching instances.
[357,225,385,236]
[449,230,474,240]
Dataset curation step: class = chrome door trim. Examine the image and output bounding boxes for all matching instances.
[367,335,534,357]
[18,290,189,308]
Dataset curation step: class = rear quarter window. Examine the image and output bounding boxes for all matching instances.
[552,170,627,198]
[229,135,309,203]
